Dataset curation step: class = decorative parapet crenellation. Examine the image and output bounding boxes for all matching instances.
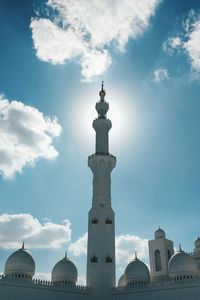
[0,274,90,291]
[114,275,200,292]
[189,249,200,256]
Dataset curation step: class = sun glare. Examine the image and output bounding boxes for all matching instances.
[69,87,139,156]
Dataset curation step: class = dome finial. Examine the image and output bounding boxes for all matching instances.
[179,243,183,252]
[21,241,25,250]
[64,251,68,260]
[99,81,106,101]
[134,252,138,260]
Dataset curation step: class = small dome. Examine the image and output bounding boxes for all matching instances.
[124,256,150,285]
[118,274,126,287]
[195,237,200,249]
[52,255,78,285]
[99,89,106,99]
[99,81,106,99]
[155,228,166,239]
[4,245,35,280]
[169,249,199,278]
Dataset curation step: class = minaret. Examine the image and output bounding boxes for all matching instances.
[148,228,174,282]
[86,83,116,291]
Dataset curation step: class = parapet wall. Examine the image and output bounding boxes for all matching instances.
[0,275,90,300]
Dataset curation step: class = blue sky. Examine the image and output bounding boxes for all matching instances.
[0,0,200,282]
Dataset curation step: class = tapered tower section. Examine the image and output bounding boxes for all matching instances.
[86,83,116,291]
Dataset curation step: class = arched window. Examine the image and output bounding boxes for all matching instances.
[155,249,162,271]
[91,218,98,224]
[105,218,112,224]
[91,255,98,263]
[168,249,171,261]
[105,255,112,263]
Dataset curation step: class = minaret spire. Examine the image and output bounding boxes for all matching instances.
[87,84,116,292]
[93,83,111,154]
[99,81,106,101]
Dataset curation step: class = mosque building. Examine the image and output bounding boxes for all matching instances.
[1,85,200,300]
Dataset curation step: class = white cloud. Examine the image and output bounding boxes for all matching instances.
[77,276,86,286]
[184,19,200,72]
[34,272,51,281]
[80,48,111,81]
[163,37,183,54]
[153,68,170,82]
[68,233,87,256]
[0,96,62,179]
[169,37,182,49]
[116,234,148,268]
[31,0,161,80]
[0,213,71,249]
[164,10,200,75]
[30,18,82,65]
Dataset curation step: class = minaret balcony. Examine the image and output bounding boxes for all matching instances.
[95,101,109,118]
[88,154,116,174]
[92,118,112,131]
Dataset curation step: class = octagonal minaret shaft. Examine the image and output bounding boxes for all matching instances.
[93,82,111,155]
[86,83,116,291]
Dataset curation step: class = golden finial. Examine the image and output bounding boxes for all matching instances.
[99,81,106,100]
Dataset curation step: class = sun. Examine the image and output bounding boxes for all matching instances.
[69,86,138,156]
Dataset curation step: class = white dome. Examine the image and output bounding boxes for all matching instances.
[118,274,126,287]
[52,255,78,285]
[195,237,200,249]
[169,249,199,278]
[4,246,35,280]
[124,257,150,285]
[155,228,166,239]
